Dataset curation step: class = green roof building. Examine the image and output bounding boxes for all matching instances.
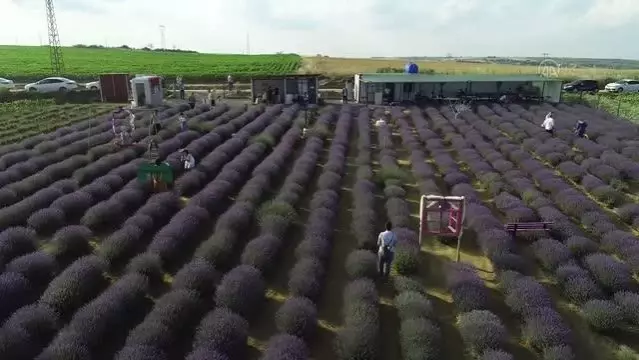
[352,73,563,104]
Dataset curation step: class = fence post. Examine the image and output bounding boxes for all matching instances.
[617,95,622,116]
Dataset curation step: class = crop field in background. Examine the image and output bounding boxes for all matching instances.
[564,93,639,122]
[0,46,303,83]
[0,100,115,144]
[1,99,639,360]
[301,56,639,80]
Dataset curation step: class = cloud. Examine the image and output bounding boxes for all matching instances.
[1,0,639,58]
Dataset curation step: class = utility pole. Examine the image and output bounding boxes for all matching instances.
[45,0,64,74]
[542,53,549,59]
[159,25,166,50]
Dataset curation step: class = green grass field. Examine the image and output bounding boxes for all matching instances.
[0,46,303,83]
[563,93,639,122]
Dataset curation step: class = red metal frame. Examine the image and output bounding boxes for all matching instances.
[421,198,464,237]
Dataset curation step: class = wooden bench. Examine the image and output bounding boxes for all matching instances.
[504,222,553,241]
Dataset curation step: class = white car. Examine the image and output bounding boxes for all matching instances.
[25,77,78,93]
[85,81,100,91]
[0,78,15,90]
[604,79,639,93]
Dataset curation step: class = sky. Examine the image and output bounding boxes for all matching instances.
[2,0,639,59]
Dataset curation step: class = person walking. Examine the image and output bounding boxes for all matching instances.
[178,112,187,132]
[377,221,397,277]
[188,93,197,109]
[541,112,555,136]
[574,119,588,138]
[127,109,136,131]
[179,82,185,100]
[208,89,215,107]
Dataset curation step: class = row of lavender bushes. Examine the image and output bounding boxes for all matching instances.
[36,106,297,359]
[116,107,312,360]
[450,106,639,334]
[0,105,275,359]
[416,106,575,360]
[389,110,445,359]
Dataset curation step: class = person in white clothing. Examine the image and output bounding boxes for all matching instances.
[377,221,397,277]
[541,112,555,135]
[375,118,387,128]
[127,110,136,131]
[178,112,187,132]
[180,149,195,170]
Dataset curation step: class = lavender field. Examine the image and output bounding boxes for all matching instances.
[0,100,638,360]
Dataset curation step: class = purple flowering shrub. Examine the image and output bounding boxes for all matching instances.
[522,307,572,350]
[122,289,204,352]
[613,291,639,326]
[40,255,108,318]
[399,317,441,360]
[261,334,309,360]
[395,291,434,319]
[240,235,283,273]
[126,253,164,286]
[335,279,380,359]
[446,263,490,312]
[564,236,598,258]
[27,208,66,235]
[171,259,220,297]
[275,296,318,340]
[531,238,573,271]
[43,274,151,358]
[288,258,325,301]
[215,265,265,319]
[0,227,38,269]
[192,307,248,358]
[5,252,58,288]
[0,304,61,359]
[617,203,639,224]
[115,345,168,360]
[345,250,378,279]
[457,310,508,354]
[49,225,94,266]
[481,349,514,360]
[584,253,634,293]
[541,345,575,360]
[503,276,553,316]
[581,299,624,331]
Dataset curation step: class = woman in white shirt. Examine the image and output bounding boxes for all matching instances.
[541,112,555,135]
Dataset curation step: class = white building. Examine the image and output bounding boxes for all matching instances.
[353,73,563,104]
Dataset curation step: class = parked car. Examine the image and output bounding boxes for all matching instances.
[563,79,598,93]
[85,81,100,91]
[24,77,78,93]
[0,78,15,90]
[604,79,639,93]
